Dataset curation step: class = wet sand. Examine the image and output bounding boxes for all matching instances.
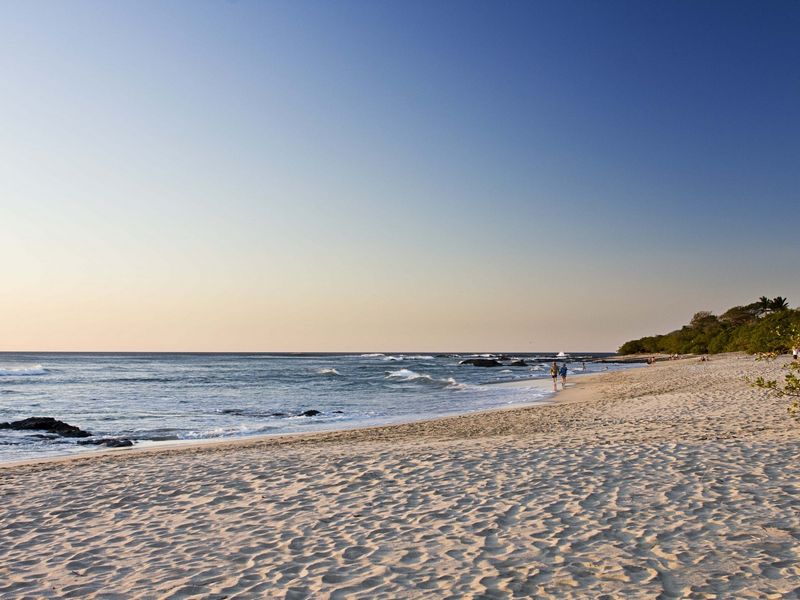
[2,354,799,598]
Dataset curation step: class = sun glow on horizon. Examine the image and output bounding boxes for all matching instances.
[2,1,797,352]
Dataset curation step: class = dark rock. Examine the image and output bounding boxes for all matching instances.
[78,438,134,448]
[459,358,503,367]
[300,410,321,417]
[0,417,91,438]
[510,359,528,367]
[220,408,245,415]
[333,410,344,414]
[271,412,287,417]
[108,439,133,447]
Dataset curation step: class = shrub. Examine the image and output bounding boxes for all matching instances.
[751,361,800,422]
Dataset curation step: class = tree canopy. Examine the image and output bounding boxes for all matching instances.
[618,297,800,355]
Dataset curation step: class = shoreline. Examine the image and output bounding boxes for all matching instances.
[0,374,584,470]
[3,353,798,598]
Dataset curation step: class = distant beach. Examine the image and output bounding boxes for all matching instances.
[2,353,798,598]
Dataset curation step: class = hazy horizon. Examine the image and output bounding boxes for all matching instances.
[0,350,615,355]
[3,1,798,353]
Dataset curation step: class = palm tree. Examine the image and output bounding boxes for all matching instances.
[758,296,772,315]
[770,296,789,312]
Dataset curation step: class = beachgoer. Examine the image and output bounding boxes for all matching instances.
[550,361,558,391]
[793,347,798,361]
[559,363,568,388]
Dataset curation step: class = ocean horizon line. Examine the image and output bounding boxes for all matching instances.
[0,350,618,355]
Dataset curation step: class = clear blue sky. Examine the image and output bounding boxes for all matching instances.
[1,1,798,351]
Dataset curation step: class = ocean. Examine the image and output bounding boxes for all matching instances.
[0,352,629,463]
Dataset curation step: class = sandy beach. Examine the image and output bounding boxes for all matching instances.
[2,354,799,599]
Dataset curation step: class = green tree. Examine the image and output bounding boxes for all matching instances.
[618,297,797,355]
[770,296,789,312]
[719,304,760,326]
[690,311,717,327]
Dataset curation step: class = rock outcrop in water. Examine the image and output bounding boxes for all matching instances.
[301,410,321,417]
[0,417,92,438]
[78,438,134,448]
[459,358,502,367]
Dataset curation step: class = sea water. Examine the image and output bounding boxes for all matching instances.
[0,352,629,462]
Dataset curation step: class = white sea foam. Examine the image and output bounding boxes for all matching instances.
[404,355,435,360]
[0,365,48,376]
[381,356,403,362]
[181,423,277,439]
[385,369,462,388]
[385,368,419,379]
[360,353,385,358]
[317,368,341,376]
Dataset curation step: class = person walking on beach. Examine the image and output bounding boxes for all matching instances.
[550,361,559,391]
[559,363,568,388]
[793,347,798,361]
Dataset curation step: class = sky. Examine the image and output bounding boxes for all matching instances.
[1,0,798,352]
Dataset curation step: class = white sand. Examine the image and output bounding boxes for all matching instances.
[1,354,799,598]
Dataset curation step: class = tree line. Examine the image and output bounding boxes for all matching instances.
[618,296,800,355]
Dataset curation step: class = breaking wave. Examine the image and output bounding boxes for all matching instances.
[181,423,280,439]
[385,369,462,388]
[0,365,48,376]
[317,368,341,376]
